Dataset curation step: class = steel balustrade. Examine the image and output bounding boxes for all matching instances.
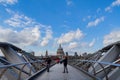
[69,59,120,80]
[0,60,44,68]
[0,68,8,78]
[0,60,46,80]
[77,60,120,67]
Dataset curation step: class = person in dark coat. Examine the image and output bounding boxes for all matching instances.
[45,57,51,72]
[62,56,68,73]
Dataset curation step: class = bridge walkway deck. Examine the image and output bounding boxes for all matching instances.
[34,64,93,80]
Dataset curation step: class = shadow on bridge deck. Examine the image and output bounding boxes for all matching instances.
[30,64,94,80]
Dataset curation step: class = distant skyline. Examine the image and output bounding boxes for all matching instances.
[0,0,120,56]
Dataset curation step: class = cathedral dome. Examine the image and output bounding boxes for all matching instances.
[57,44,64,58]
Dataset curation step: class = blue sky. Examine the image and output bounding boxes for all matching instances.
[0,0,120,56]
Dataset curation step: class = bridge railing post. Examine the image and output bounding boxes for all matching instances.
[0,68,8,79]
[98,63,109,80]
[90,62,96,76]
[18,64,27,80]
[29,65,33,76]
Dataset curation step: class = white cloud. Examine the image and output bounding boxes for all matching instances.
[5,13,34,28]
[89,39,95,47]
[66,0,73,6]
[5,9,48,29]
[87,16,91,19]
[0,26,40,46]
[68,42,78,49]
[80,42,88,47]
[57,28,83,44]
[40,28,53,46]
[82,18,86,22]
[97,8,101,13]
[83,15,91,22]
[5,9,45,28]
[75,28,83,39]
[0,0,17,5]
[105,6,112,12]
[112,0,120,7]
[87,16,104,27]
[63,41,95,54]
[103,30,120,46]
[105,0,120,12]
[5,8,15,14]
[3,9,53,48]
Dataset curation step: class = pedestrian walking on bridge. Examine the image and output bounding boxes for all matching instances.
[62,56,68,73]
[45,56,51,72]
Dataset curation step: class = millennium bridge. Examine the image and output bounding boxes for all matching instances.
[0,42,120,80]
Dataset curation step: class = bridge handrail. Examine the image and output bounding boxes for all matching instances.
[69,59,120,80]
[0,60,45,69]
[75,60,120,67]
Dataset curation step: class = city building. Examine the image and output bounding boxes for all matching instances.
[56,44,64,59]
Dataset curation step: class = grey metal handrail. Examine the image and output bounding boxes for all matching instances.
[69,59,120,80]
[0,60,44,69]
[0,57,31,75]
[76,60,120,67]
[0,60,46,80]
[95,58,120,74]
